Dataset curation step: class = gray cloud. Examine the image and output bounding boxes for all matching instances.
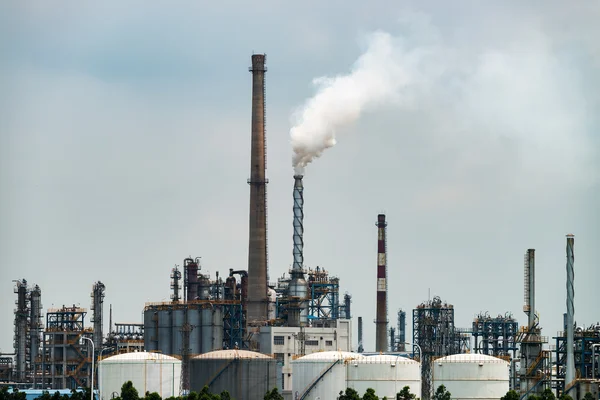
[1,1,598,354]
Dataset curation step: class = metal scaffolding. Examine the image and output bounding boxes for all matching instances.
[91,281,105,351]
[413,297,462,400]
[41,306,92,390]
[472,312,518,358]
[307,267,339,321]
[553,323,600,396]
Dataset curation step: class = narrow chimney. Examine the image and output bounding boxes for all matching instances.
[375,214,388,352]
[565,234,575,387]
[287,175,308,327]
[247,54,269,323]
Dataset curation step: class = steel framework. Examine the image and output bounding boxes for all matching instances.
[472,312,518,358]
[553,325,600,396]
[413,297,462,400]
[41,306,92,390]
[307,267,339,320]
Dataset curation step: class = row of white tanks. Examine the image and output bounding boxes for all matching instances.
[97,350,509,400]
[292,352,509,400]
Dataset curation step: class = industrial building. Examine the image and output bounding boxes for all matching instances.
[4,53,599,400]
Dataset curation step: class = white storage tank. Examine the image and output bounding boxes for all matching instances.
[432,354,509,400]
[98,352,181,400]
[292,351,364,400]
[347,354,421,399]
[190,349,278,400]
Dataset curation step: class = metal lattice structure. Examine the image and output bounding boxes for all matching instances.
[307,267,339,321]
[413,297,462,400]
[394,309,407,352]
[12,279,43,385]
[41,306,92,389]
[472,312,518,358]
[553,324,600,396]
[223,303,244,350]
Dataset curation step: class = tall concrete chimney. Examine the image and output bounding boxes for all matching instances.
[565,234,575,388]
[247,54,268,323]
[375,214,388,352]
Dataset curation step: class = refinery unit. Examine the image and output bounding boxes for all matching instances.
[2,54,599,400]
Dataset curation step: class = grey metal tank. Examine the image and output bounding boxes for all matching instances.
[201,307,223,353]
[157,310,172,355]
[190,349,277,400]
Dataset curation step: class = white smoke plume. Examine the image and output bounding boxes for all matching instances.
[289,25,443,175]
[289,15,595,181]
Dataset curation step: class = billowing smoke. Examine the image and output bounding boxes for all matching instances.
[289,14,594,183]
[289,26,443,175]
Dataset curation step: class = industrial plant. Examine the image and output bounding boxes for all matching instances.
[2,54,599,400]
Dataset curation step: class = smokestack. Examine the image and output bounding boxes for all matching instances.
[565,234,575,387]
[91,281,105,350]
[247,54,269,323]
[524,249,536,328]
[375,214,388,352]
[287,175,308,327]
[358,316,364,353]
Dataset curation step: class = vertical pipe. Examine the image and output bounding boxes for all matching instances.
[358,316,364,353]
[565,234,575,387]
[375,214,388,352]
[288,175,308,327]
[527,249,536,328]
[293,175,304,272]
[247,53,269,323]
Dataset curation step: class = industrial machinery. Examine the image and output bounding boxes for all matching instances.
[472,312,518,358]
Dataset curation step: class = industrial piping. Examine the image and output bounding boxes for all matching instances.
[565,234,575,388]
[375,214,388,353]
[246,54,269,323]
[287,175,308,327]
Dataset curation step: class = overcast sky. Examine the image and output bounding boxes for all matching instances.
[1,1,598,355]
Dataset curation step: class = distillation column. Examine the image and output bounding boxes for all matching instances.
[375,214,388,353]
[247,54,269,323]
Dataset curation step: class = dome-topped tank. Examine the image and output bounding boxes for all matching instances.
[98,352,181,400]
[190,350,277,400]
[292,351,365,400]
[347,354,421,399]
[433,353,509,400]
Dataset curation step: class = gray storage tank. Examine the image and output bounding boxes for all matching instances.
[190,349,277,400]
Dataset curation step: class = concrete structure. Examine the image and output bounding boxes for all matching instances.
[190,350,277,400]
[292,351,364,400]
[98,352,181,400]
[347,354,421,399]
[375,214,388,353]
[247,53,269,324]
[259,319,352,393]
[433,354,509,400]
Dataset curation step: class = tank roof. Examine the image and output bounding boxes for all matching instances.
[100,352,180,363]
[294,351,364,362]
[357,354,419,364]
[436,353,508,363]
[192,349,273,360]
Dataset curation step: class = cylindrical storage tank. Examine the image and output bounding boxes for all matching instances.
[433,354,509,400]
[157,310,172,355]
[201,307,223,353]
[267,288,277,320]
[188,308,202,355]
[171,308,184,355]
[347,354,421,399]
[190,349,277,400]
[292,351,364,400]
[142,310,157,352]
[98,352,181,400]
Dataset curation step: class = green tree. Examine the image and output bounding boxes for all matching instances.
[559,394,573,400]
[501,390,520,400]
[583,393,594,400]
[121,382,139,400]
[362,388,379,400]
[219,391,231,400]
[263,387,284,400]
[338,388,361,400]
[541,389,556,400]
[432,385,451,400]
[397,386,417,400]
[143,393,161,400]
[527,396,541,400]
